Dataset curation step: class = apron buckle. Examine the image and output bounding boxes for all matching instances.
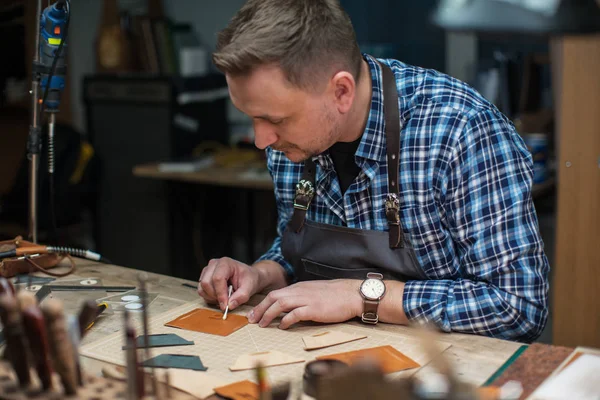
[294,179,315,211]
[385,193,400,225]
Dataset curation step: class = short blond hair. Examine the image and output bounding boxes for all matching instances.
[212,0,362,92]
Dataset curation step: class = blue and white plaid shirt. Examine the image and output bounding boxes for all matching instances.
[256,55,549,342]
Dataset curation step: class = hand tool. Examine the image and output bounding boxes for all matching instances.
[42,298,78,395]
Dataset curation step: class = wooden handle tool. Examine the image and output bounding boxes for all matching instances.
[42,299,79,395]
[0,277,15,296]
[124,310,143,400]
[77,300,98,337]
[0,294,32,387]
[18,292,53,391]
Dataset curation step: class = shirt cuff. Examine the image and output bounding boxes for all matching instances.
[402,279,452,332]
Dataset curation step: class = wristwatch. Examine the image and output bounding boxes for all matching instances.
[359,272,386,324]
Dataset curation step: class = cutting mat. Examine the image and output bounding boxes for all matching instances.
[80,300,451,386]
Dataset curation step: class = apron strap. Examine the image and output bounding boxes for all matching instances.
[288,61,404,249]
[380,62,404,248]
[290,157,317,233]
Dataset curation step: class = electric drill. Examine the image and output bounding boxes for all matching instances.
[39,0,69,113]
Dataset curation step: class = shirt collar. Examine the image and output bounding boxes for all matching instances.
[313,54,388,169]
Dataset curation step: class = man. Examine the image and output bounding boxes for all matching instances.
[198,0,549,342]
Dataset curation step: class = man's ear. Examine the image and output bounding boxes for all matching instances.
[331,71,356,114]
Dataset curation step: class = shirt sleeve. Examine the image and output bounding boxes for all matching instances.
[402,109,550,342]
[254,147,296,281]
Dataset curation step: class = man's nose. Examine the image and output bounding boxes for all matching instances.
[253,122,278,150]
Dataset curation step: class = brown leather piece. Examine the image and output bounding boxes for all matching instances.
[214,380,259,400]
[316,345,420,374]
[488,343,574,399]
[164,308,248,337]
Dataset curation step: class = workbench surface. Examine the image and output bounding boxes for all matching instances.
[30,260,523,395]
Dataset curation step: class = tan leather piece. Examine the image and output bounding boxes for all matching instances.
[316,345,420,374]
[302,330,367,350]
[157,369,226,399]
[229,350,304,371]
[164,308,248,337]
[214,380,259,400]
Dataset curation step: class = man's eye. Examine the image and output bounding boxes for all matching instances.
[270,119,284,125]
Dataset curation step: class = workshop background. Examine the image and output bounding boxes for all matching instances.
[1,0,598,350]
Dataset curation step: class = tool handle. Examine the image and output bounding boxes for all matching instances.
[0,295,32,387]
[77,300,98,337]
[125,311,144,399]
[0,277,15,296]
[22,306,54,390]
[42,299,78,395]
[15,245,48,256]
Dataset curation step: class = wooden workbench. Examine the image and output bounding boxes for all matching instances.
[33,259,523,393]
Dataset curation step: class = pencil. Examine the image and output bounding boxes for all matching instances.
[222,285,233,320]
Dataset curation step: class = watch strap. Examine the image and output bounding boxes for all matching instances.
[361,299,380,324]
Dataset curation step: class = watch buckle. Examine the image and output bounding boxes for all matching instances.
[361,312,379,324]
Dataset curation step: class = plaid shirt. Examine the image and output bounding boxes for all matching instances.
[256,55,549,342]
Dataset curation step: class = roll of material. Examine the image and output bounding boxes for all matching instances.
[303,359,349,398]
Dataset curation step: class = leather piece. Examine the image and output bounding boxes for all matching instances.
[164,308,248,337]
[141,354,207,371]
[214,380,259,400]
[229,350,305,371]
[302,330,367,350]
[316,345,420,374]
[487,343,574,399]
[157,368,226,400]
[121,334,194,349]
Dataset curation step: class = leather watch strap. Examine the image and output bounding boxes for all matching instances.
[361,299,380,324]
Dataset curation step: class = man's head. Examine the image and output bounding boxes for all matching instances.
[213,0,364,162]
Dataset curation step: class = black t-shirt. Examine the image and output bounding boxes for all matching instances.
[328,137,362,194]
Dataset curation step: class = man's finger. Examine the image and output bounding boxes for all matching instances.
[279,306,310,330]
[198,262,214,285]
[212,261,233,310]
[228,284,251,310]
[199,278,216,301]
[248,290,281,324]
[200,260,220,300]
[257,295,302,328]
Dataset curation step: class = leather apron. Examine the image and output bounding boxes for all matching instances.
[281,63,427,282]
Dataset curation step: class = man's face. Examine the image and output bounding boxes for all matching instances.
[227,64,341,163]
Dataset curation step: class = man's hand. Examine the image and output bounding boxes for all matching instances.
[198,257,261,311]
[247,279,362,329]
[198,258,288,311]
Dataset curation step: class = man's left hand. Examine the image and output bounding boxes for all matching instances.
[247,279,362,329]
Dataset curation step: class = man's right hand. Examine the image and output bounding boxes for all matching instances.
[198,257,261,311]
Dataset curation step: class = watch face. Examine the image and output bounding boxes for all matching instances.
[360,278,385,300]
